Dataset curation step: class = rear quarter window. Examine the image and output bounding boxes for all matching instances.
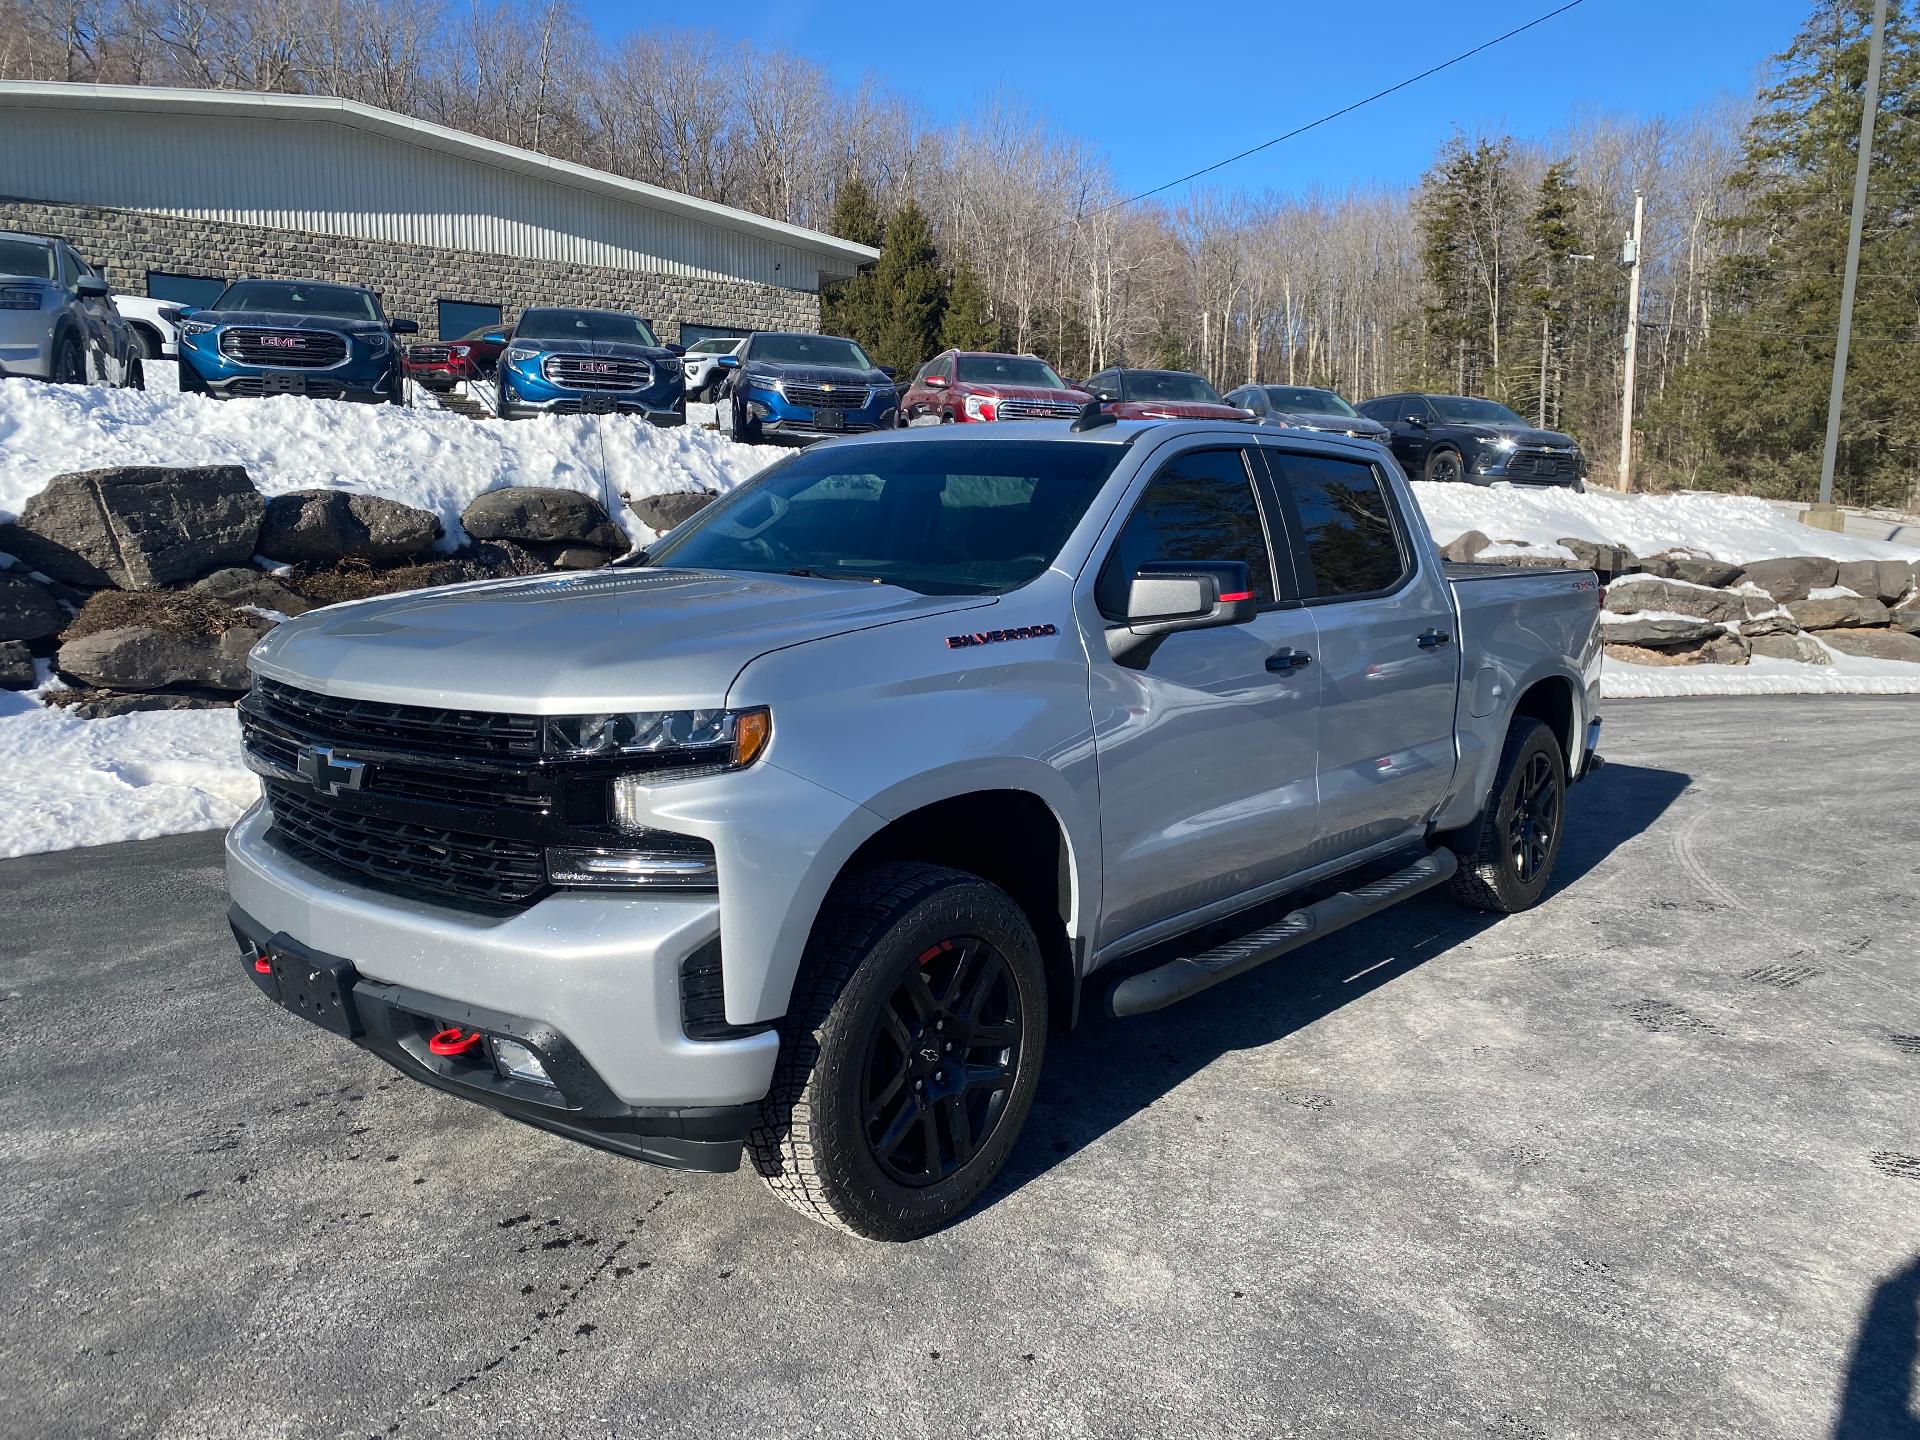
[1268,452,1407,599]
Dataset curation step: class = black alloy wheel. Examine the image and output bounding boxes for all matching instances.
[860,936,1022,1187]
[52,332,86,384]
[1425,448,1464,484]
[1507,749,1560,884]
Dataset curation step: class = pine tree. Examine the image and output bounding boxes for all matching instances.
[940,261,998,351]
[1518,160,1584,427]
[819,176,883,341]
[867,200,946,374]
[1663,0,1920,505]
[1415,135,1521,397]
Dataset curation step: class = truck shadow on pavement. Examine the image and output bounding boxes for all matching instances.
[988,758,1693,1207]
[1832,1254,1920,1439]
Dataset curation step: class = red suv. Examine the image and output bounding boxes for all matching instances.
[899,350,1090,425]
[404,323,509,392]
[1080,367,1253,422]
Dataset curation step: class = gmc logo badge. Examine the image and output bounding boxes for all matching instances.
[945,623,1058,650]
[261,336,303,348]
[581,362,617,373]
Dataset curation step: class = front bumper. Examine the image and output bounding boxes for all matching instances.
[499,353,685,422]
[739,381,896,441]
[225,802,780,1119]
[0,307,57,379]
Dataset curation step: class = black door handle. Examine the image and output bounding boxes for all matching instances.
[1416,628,1453,650]
[1267,649,1313,674]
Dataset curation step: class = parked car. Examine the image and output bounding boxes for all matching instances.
[1356,393,1586,489]
[899,350,1091,425]
[227,416,1604,1240]
[405,323,508,392]
[1224,383,1391,444]
[1081,367,1252,422]
[721,331,897,443]
[175,278,415,403]
[111,293,182,362]
[682,335,745,400]
[0,230,143,388]
[497,307,686,422]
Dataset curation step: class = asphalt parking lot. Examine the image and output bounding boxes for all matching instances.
[2,695,1916,1439]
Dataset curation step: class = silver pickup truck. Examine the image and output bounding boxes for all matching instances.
[226,417,1603,1239]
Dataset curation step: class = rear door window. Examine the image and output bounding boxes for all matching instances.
[1096,447,1279,618]
[1262,451,1407,600]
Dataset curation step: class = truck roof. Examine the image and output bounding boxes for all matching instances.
[817,417,1394,460]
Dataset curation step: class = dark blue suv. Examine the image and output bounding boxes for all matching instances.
[498,308,685,423]
[722,332,896,444]
[176,278,415,403]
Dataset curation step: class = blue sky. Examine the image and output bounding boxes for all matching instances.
[574,0,1811,198]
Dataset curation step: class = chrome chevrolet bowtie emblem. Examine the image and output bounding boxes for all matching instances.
[297,744,367,797]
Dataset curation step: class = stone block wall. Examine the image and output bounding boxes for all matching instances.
[0,198,819,342]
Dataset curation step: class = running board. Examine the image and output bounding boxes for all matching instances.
[1106,848,1460,1018]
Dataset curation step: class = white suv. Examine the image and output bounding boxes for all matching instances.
[681,335,744,399]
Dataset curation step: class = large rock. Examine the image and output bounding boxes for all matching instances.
[1439,530,1491,563]
[1557,537,1636,577]
[1892,594,1920,635]
[629,490,717,535]
[1819,627,1920,663]
[13,466,264,589]
[191,567,314,616]
[43,688,237,718]
[1639,550,1742,588]
[1603,577,1744,624]
[0,572,64,643]
[1749,632,1832,665]
[1739,612,1801,638]
[1605,632,1749,667]
[1785,594,1890,631]
[57,619,269,693]
[1834,558,1912,604]
[0,639,33,689]
[461,487,623,550]
[1738,556,1839,603]
[258,489,441,565]
[1601,615,1725,648]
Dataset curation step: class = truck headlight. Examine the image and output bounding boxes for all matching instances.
[962,393,997,422]
[364,331,389,355]
[0,287,44,310]
[179,319,217,338]
[543,706,770,770]
[507,344,541,361]
[1486,435,1518,452]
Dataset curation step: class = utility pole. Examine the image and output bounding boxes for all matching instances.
[1818,0,1889,508]
[1616,191,1644,492]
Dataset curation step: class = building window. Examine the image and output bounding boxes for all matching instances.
[147,271,226,307]
[437,300,502,341]
[679,322,751,348]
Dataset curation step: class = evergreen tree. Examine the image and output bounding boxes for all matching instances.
[940,261,999,351]
[819,176,883,341]
[1415,135,1521,397]
[1517,160,1584,427]
[867,200,947,374]
[1663,0,1920,505]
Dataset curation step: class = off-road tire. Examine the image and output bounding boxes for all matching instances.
[1449,716,1566,913]
[749,862,1048,1241]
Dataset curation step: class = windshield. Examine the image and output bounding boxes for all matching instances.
[1264,386,1357,417]
[955,355,1067,389]
[1119,371,1226,405]
[648,439,1123,596]
[1430,395,1525,426]
[213,280,380,320]
[516,309,658,345]
[0,238,55,280]
[745,333,873,370]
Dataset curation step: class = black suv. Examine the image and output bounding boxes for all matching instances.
[1355,393,1585,490]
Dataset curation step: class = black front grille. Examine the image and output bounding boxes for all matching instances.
[544,354,651,391]
[680,942,767,1041]
[784,382,867,410]
[264,780,549,909]
[221,328,348,368]
[254,677,542,761]
[1505,450,1579,482]
[997,397,1081,420]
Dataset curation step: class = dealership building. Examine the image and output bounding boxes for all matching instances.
[0,81,876,345]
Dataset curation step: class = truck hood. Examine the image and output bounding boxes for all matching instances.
[517,337,675,363]
[962,383,1092,403]
[1111,399,1252,421]
[200,309,391,338]
[1281,409,1390,439]
[758,362,892,388]
[249,566,990,712]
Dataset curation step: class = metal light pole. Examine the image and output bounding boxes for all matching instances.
[1616,191,1644,492]
[1818,0,1889,508]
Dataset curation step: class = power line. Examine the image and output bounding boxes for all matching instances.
[1058,0,1589,234]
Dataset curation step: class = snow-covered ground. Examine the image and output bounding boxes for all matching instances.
[2,378,1918,859]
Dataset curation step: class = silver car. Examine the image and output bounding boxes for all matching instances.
[0,230,143,387]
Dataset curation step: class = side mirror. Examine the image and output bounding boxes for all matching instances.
[715,354,741,370]
[665,343,686,357]
[78,275,110,299]
[482,330,507,345]
[1403,413,1425,429]
[925,374,949,389]
[1107,560,1257,666]
[158,306,187,325]
[390,318,419,335]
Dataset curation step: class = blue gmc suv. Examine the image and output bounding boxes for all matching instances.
[497,308,685,423]
[721,331,896,444]
[176,278,415,403]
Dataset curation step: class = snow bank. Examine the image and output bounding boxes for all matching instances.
[0,683,256,860]
[1602,651,1920,699]
[0,377,770,546]
[1409,481,1920,565]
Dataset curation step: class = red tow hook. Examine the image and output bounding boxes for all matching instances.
[253,956,273,975]
[428,1027,486,1058]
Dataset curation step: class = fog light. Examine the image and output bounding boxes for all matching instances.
[748,401,770,419]
[546,839,717,889]
[491,1037,556,1087]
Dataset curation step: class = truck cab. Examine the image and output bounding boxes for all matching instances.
[227,419,1602,1240]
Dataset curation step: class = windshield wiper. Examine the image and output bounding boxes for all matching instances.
[786,567,886,585]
